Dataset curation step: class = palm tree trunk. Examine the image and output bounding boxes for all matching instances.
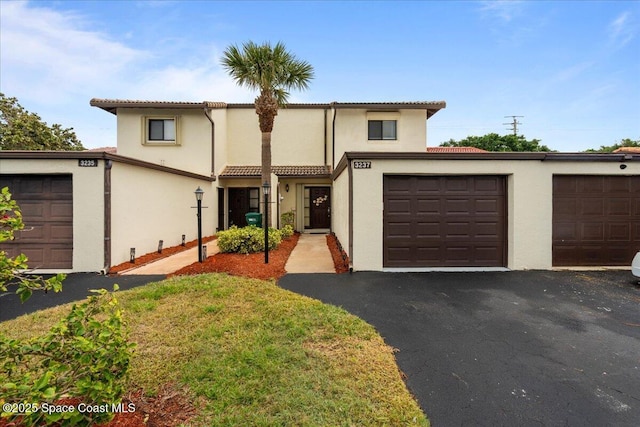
[261,131,272,227]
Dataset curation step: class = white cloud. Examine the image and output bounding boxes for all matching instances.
[478,0,524,23]
[608,11,635,48]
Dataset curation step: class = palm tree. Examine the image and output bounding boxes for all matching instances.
[221,41,314,225]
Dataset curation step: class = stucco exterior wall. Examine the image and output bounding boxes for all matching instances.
[333,109,426,164]
[110,162,215,266]
[115,108,214,176]
[226,108,327,167]
[331,166,350,261]
[347,158,640,271]
[0,158,105,272]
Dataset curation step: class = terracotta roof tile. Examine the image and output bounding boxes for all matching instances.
[426,147,488,153]
[85,147,117,153]
[219,165,331,178]
[613,147,640,153]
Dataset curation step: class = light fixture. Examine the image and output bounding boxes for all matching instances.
[285,183,290,192]
[194,186,204,201]
[194,187,204,262]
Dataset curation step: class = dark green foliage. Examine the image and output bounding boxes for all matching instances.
[0,93,84,151]
[440,133,552,152]
[584,138,640,153]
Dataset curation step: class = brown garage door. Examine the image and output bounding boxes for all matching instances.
[383,175,506,268]
[553,175,640,266]
[0,175,73,269]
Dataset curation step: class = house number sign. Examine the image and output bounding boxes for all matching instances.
[78,159,98,167]
[353,161,371,169]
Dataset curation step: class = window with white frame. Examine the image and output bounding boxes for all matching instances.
[144,117,178,144]
[368,120,397,140]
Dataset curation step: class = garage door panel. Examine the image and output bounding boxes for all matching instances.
[384,175,506,268]
[608,223,630,241]
[416,198,440,214]
[582,199,604,215]
[553,175,639,266]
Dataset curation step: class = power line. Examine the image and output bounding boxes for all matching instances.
[503,116,524,135]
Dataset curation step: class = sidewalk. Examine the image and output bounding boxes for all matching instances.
[120,232,335,275]
[285,233,335,273]
[120,240,220,275]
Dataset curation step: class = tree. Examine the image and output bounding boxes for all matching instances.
[0,93,84,151]
[584,138,640,153]
[440,133,552,152]
[221,41,314,224]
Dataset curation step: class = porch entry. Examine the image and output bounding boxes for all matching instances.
[228,187,259,227]
[305,186,331,229]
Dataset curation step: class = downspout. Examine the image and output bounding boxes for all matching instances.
[103,158,112,274]
[331,104,337,170]
[203,107,215,177]
[323,108,328,166]
[347,157,353,272]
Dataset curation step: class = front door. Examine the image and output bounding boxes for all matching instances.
[309,187,331,229]
[228,187,259,227]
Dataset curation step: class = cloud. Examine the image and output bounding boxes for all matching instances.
[608,11,635,48]
[478,0,524,23]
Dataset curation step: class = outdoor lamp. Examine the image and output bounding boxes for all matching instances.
[195,186,204,201]
[262,181,271,195]
[195,187,204,262]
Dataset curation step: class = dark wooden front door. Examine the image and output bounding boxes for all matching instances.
[309,187,331,229]
[228,187,259,227]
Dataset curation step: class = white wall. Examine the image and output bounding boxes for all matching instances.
[333,109,427,164]
[0,158,105,272]
[346,158,640,271]
[226,108,327,167]
[116,108,214,176]
[110,162,215,266]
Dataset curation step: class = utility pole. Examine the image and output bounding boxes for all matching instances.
[503,116,524,135]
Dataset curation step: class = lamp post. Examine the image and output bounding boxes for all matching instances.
[262,181,270,264]
[195,186,204,262]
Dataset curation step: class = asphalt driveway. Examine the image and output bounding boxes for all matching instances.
[279,271,640,426]
[0,273,165,322]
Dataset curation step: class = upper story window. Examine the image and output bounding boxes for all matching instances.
[368,120,397,140]
[144,117,179,145]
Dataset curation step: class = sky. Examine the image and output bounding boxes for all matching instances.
[1,0,639,151]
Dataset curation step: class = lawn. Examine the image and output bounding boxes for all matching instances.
[0,274,428,426]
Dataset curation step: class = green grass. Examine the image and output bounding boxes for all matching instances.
[0,274,428,426]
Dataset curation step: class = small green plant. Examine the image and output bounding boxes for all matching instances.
[281,210,295,228]
[280,224,294,239]
[0,187,64,301]
[0,286,135,426]
[217,225,283,254]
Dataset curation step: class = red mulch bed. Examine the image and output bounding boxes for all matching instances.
[0,234,351,427]
[327,233,350,273]
[170,233,300,280]
[109,236,216,274]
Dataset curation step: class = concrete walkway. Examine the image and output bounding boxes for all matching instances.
[285,233,335,273]
[121,240,220,275]
[120,233,335,275]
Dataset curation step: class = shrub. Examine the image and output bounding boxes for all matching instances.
[217,225,283,254]
[0,287,134,426]
[280,224,294,239]
[281,210,295,228]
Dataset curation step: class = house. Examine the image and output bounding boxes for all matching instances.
[0,98,638,273]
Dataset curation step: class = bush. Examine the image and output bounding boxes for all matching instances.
[217,225,283,254]
[280,224,294,239]
[0,287,134,426]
